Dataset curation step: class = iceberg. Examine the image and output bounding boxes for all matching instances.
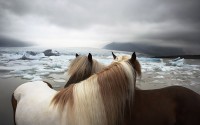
[43,49,60,56]
[20,52,45,60]
[168,57,185,67]
[23,74,34,79]
[31,76,42,81]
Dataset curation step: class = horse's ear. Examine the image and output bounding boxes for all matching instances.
[88,53,92,62]
[112,52,117,59]
[130,52,136,62]
[76,53,79,57]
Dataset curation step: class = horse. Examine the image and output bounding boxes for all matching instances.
[64,52,200,125]
[11,54,138,125]
[11,81,53,125]
[64,53,105,88]
[112,52,200,125]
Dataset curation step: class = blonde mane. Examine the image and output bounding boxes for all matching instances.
[64,55,106,88]
[51,61,136,125]
[67,56,92,78]
[114,55,141,77]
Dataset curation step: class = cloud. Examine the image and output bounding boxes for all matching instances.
[0,0,200,50]
[0,35,34,47]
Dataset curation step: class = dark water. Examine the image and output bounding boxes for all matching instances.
[0,78,27,125]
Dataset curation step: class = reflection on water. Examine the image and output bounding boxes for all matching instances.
[0,78,27,125]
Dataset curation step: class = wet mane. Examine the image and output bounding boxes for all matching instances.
[52,61,136,125]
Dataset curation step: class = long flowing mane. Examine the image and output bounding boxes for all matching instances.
[52,60,136,125]
[64,54,105,87]
[112,53,141,77]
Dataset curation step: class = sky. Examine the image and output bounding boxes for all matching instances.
[0,0,200,49]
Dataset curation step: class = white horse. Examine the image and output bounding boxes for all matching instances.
[12,53,138,125]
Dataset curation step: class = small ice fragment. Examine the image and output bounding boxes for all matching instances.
[53,79,66,83]
[0,74,13,78]
[154,76,164,79]
[23,74,34,79]
[31,76,42,81]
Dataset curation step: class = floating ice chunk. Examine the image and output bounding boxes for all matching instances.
[53,84,62,88]
[38,72,50,76]
[52,68,65,73]
[43,49,60,56]
[186,72,193,75]
[154,76,164,79]
[54,79,66,83]
[168,58,184,67]
[46,62,62,68]
[23,74,34,79]
[20,52,45,60]
[0,65,35,71]
[31,76,42,81]
[106,55,114,59]
[152,80,160,83]
[141,61,170,72]
[0,74,13,78]
[2,53,22,60]
[190,82,196,86]
[25,51,37,56]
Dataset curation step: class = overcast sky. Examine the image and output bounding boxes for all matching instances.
[0,0,200,49]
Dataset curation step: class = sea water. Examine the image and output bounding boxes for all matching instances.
[0,47,200,125]
[0,47,200,86]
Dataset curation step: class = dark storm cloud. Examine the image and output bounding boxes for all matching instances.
[0,0,200,50]
[1,0,199,27]
[145,31,200,46]
[0,35,34,47]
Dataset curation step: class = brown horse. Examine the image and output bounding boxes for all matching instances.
[125,85,200,125]
[64,53,105,88]
[114,52,200,125]
[64,52,200,125]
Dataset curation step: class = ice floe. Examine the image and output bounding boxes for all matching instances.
[0,47,200,84]
[167,57,185,67]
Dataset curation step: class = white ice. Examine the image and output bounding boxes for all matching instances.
[0,48,200,86]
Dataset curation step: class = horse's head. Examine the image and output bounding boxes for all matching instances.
[112,52,141,78]
[64,53,105,88]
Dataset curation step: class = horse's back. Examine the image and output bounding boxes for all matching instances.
[131,86,200,125]
[169,86,200,125]
[14,81,60,125]
[14,81,55,100]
